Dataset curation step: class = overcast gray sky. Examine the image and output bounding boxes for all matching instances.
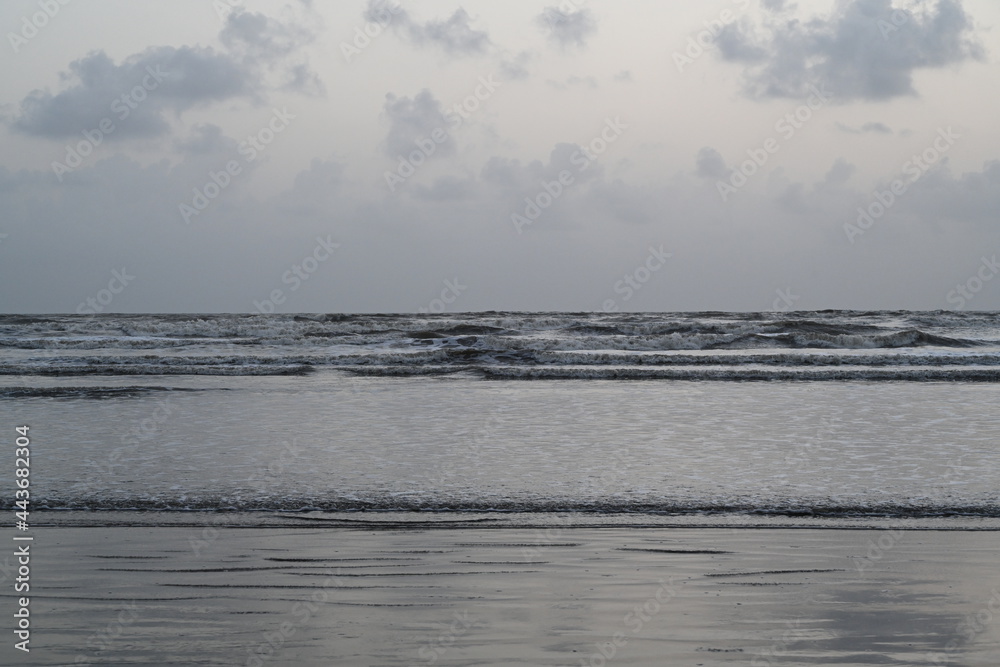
[2,0,999,313]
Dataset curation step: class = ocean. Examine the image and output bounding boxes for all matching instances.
[3,311,1000,666]
[2,310,998,524]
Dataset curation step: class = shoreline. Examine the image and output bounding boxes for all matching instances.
[23,509,1000,531]
[2,525,998,665]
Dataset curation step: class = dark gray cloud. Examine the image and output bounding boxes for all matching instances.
[367,2,491,56]
[695,147,729,179]
[823,157,856,185]
[418,8,491,54]
[718,0,984,101]
[537,6,598,49]
[837,121,894,134]
[381,90,456,159]
[220,8,324,96]
[8,5,325,142]
[482,143,603,192]
[716,21,769,62]
[761,0,793,12]
[9,47,252,140]
[220,9,305,60]
[499,51,533,81]
[282,63,325,96]
[862,121,893,134]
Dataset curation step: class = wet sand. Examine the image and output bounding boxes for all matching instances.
[3,524,999,665]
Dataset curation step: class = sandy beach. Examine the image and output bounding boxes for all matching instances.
[3,522,998,666]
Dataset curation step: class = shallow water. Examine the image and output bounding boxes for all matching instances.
[1,527,997,666]
[3,375,998,518]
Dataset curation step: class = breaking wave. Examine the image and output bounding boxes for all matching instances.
[1,311,998,380]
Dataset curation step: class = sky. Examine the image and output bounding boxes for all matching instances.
[1,0,999,313]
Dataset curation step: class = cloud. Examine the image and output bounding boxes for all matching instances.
[482,143,603,192]
[895,159,1000,227]
[220,8,324,96]
[499,51,533,81]
[275,158,347,217]
[862,121,893,134]
[417,8,492,54]
[716,21,769,62]
[837,121,894,134]
[220,9,305,60]
[823,157,856,185]
[761,0,794,12]
[537,6,598,49]
[5,138,1000,311]
[411,175,476,202]
[173,124,236,156]
[547,75,598,90]
[381,90,456,159]
[695,147,729,179]
[8,6,324,142]
[717,0,984,101]
[613,70,633,82]
[282,63,325,96]
[9,47,253,141]
[367,2,491,56]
